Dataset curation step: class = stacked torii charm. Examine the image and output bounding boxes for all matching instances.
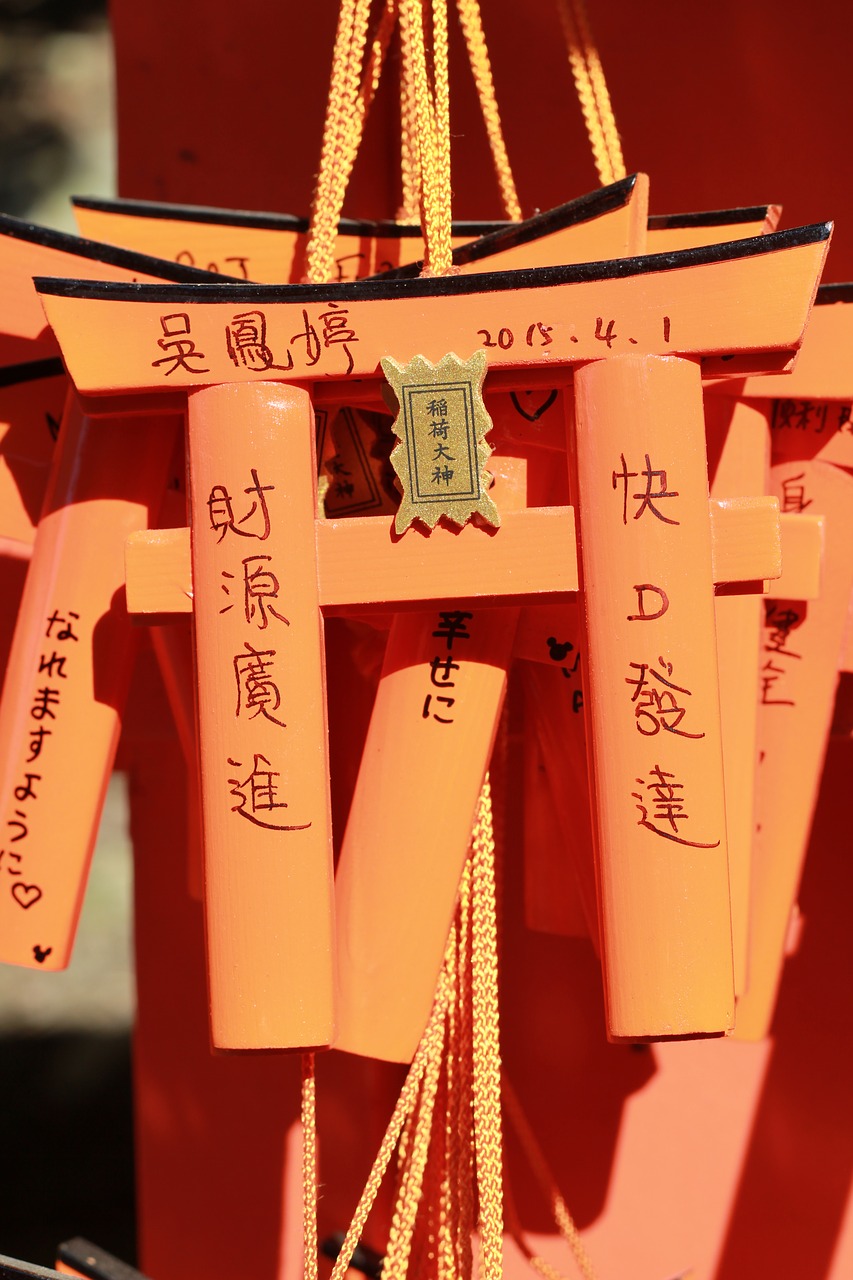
[30,219,829,1050]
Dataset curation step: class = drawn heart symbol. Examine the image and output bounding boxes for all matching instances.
[11,882,42,910]
[509,390,558,422]
[32,944,52,964]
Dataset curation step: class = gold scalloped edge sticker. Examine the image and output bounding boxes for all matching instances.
[381,351,500,535]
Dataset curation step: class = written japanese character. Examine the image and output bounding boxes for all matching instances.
[208,468,274,542]
[433,611,473,649]
[233,642,285,727]
[632,765,720,848]
[7,810,28,842]
[227,753,311,830]
[320,301,359,374]
[763,603,803,659]
[13,774,40,803]
[151,312,210,376]
[226,310,292,372]
[612,453,680,526]
[625,657,704,739]
[772,400,823,433]
[429,655,459,688]
[760,657,795,707]
[45,610,79,641]
[423,693,455,724]
[38,652,67,679]
[780,472,812,513]
[220,556,290,629]
[27,725,51,764]
[290,310,322,367]
[30,687,60,721]
[333,253,366,283]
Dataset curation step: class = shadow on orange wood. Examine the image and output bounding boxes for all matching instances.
[714,735,853,1280]
[123,649,400,1280]
[497,685,656,1235]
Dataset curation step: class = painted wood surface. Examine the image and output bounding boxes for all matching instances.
[73,198,508,282]
[35,224,830,395]
[0,403,178,969]
[736,460,853,1040]
[572,355,733,1037]
[187,381,335,1049]
[705,397,769,996]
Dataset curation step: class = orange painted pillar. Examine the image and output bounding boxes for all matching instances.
[186,381,335,1049]
[572,354,734,1038]
[706,395,770,996]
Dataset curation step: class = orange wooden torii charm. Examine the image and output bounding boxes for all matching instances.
[29,222,829,1055]
[706,284,853,1038]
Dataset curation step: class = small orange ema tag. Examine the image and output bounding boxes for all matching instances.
[381,351,499,534]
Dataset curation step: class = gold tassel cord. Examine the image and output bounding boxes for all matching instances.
[398,0,454,275]
[503,1074,601,1280]
[306,0,397,283]
[456,0,522,220]
[328,769,506,1280]
[470,774,504,1280]
[301,1051,319,1280]
[382,998,447,1279]
[398,37,422,222]
[555,0,625,186]
[329,969,452,1280]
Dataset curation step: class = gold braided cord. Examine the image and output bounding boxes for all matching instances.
[555,0,625,186]
[458,869,477,1278]
[568,0,624,182]
[431,0,453,271]
[504,1172,572,1280]
[331,773,506,1280]
[437,913,460,1280]
[444,859,476,1280]
[397,0,433,225]
[470,774,504,1280]
[330,969,451,1280]
[382,1003,446,1280]
[398,0,454,275]
[306,0,392,283]
[306,0,365,282]
[361,0,400,116]
[398,43,422,222]
[502,1074,601,1280]
[300,1052,318,1280]
[455,0,521,220]
[332,0,399,224]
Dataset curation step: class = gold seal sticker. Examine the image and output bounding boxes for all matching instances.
[381,351,500,535]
